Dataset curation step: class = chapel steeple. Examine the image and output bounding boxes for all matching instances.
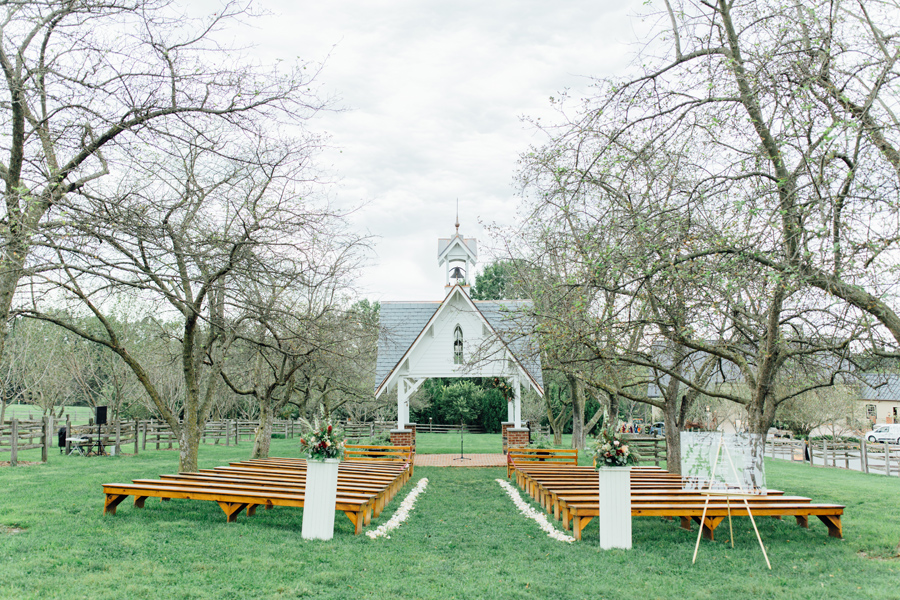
[437,208,477,289]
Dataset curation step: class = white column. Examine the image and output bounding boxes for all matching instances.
[397,379,410,429]
[598,467,632,549]
[507,398,514,422]
[514,376,522,429]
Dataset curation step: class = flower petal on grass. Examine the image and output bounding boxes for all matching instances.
[495,479,575,543]
[366,477,429,539]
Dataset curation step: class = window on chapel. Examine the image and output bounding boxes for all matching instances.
[453,325,463,365]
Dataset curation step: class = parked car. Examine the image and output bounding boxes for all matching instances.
[649,422,665,437]
[767,426,793,438]
[866,424,900,444]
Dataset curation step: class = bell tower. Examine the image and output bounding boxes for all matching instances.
[437,212,478,289]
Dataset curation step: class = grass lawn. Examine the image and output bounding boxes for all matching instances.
[2,405,94,425]
[1,438,898,599]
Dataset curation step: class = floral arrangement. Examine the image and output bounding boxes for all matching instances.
[592,428,640,467]
[299,416,345,461]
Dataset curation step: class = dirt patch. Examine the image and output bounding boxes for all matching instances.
[0,461,40,467]
[0,525,26,535]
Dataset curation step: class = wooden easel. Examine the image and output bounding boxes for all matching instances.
[691,435,771,569]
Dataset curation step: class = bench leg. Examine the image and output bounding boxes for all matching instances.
[104,493,128,515]
[816,515,843,538]
[573,515,592,541]
[692,515,723,540]
[134,496,148,509]
[680,516,692,531]
[217,501,249,523]
[247,504,257,517]
[795,515,809,529]
[343,510,362,534]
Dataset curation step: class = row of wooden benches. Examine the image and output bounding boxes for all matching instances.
[509,460,845,542]
[102,446,413,535]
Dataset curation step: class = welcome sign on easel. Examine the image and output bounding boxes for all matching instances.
[681,432,771,569]
[681,431,767,494]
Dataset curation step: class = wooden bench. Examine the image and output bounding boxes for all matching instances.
[345,445,414,476]
[102,458,411,534]
[507,447,578,477]
[510,464,844,542]
[102,480,374,533]
[566,499,844,541]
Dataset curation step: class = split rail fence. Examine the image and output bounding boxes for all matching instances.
[1,418,52,466]
[622,435,668,467]
[766,437,900,477]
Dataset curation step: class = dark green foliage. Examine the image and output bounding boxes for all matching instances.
[412,378,506,432]
[470,261,525,301]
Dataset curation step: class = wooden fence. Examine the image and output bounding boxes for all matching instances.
[766,437,900,477]
[140,418,300,449]
[1,418,51,466]
[623,434,668,467]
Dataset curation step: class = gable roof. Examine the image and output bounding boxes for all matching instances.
[859,373,900,401]
[374,286,544,397]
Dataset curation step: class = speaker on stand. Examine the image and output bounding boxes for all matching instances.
[95,406,107,455]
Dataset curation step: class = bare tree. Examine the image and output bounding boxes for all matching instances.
[0,0,328,371]
[19,126,346,472]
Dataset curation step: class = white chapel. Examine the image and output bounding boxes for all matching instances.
[374,221,544,448]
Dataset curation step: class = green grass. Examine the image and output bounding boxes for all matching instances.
[1,439,898,599]
[2,404,94,425]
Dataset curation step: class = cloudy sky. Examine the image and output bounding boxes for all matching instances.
[229,1,646,301]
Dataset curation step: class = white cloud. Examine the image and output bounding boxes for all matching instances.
[206,0,642,300]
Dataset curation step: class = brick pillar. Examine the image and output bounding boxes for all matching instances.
[507,427,530,450]
[501,422,515,454]
[390,425,416,451]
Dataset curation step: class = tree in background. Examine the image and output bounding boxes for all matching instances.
[0,0,327,372]
[506,1,885,472]
[20,123,356,472]
[470,261,526,301]
[412,378,505,433]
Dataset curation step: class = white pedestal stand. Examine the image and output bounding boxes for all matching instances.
[302,458,341,540]
[598,467,632,549]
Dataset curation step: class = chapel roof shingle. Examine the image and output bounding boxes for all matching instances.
[374,298,543,393]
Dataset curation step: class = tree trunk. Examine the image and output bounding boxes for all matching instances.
[607,391,620,432]
[178,422,201,473]
[251,398,274,459]
[568,374,586,450]
[664,395,681,474]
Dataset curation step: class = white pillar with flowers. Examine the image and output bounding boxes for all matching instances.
[301,418,344,541]
[594,430,636,549]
